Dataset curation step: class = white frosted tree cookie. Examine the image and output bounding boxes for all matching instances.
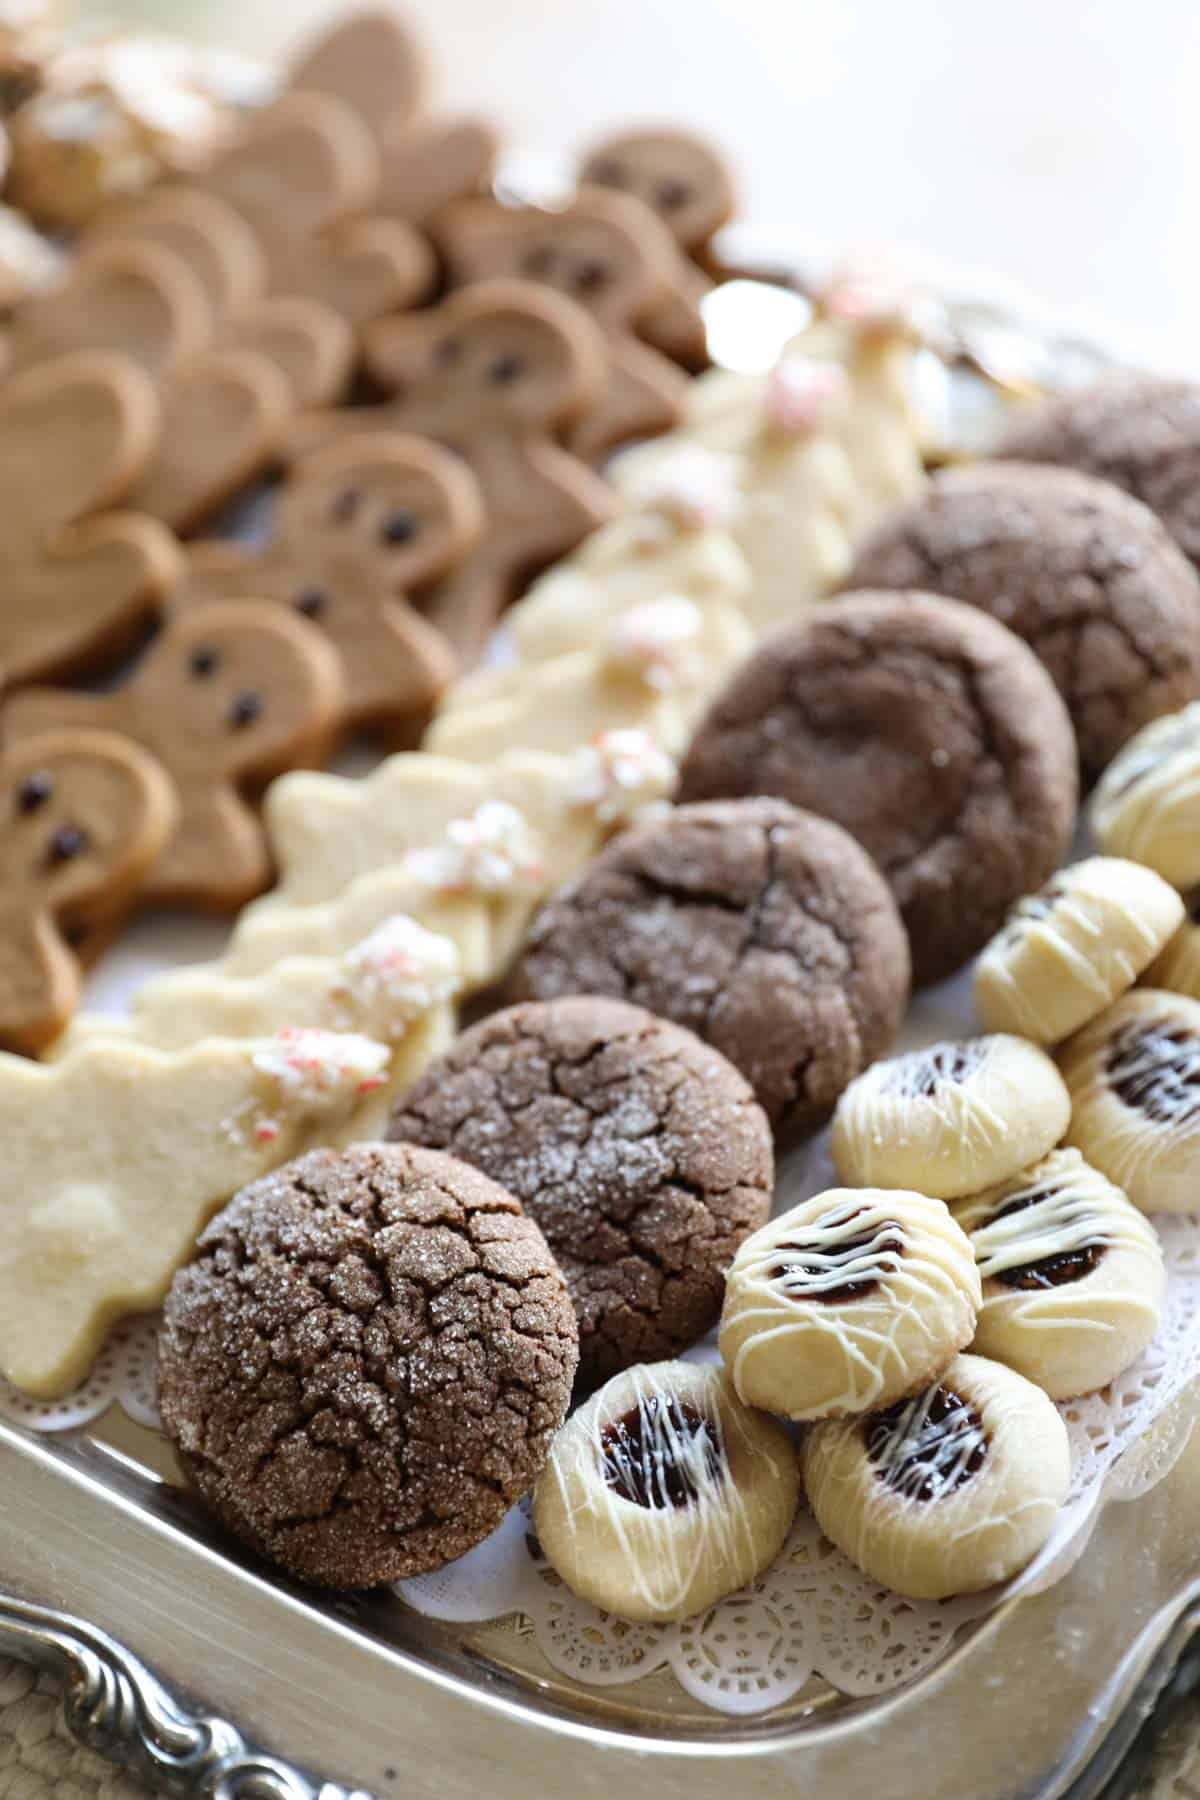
[508,502,752,666]
[426,593,752,764]
[1090,703,1200,887]
[1144,893,1200,999]
[802,1353,1070,1600]
[831,1035,1071,1200]
[55,917,461,1140]
[1058,989,1200,1213]
[0,1028,391,1398]
[532,1360,800,1623]
[951,1149,1164,1399]
[974,857,1184,1044]
[719,1188,980,1420]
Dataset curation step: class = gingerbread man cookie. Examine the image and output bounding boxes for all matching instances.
[0,730,176,1054]
[178,432,479,742]
[286,7,498,228]
[5,601,345,912]
[193,90,435,328]
[0,349,181,687]
[295,279,617,660]
[0,1026,392,1398]
[580,126,735,368]
[438,189,691,461]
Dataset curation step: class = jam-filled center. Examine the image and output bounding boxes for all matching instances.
[991,1191,1106,1290]
[1106,1022,1200,1125]
[599,1395,722,1510]
[906,1041,982,1099]
[768,1208,904,1303]
[866,1385,988,1504]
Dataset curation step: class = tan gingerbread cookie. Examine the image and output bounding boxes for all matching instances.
[286,7,498,228]
[0,349,181,687]
[178,432,479,742]
[437,188,691,461]
[5,601,344,912]
[580,126,734,369]
[294,279,617,660]
[0,729,177,1054]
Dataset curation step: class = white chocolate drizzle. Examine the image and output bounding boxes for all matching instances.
[866,1385,987,1504]
[761,1197,903,1300]
[971,1175,1110,1284]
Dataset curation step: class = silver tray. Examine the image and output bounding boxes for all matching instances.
[1,258,1194,1800]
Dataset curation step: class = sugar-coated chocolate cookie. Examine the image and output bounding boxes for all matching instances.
[1059,989,1200,1214]
[678,592,1078,985]
[532,1360,799,1622]
[509,798,910,1141]
[160,1143,579,1589]
[0,729,176,1054]
[996,376,1200,574]
[832,1034,1071,1200]
[5,602,345,912]
[951,1149,1165,1400]
[1090,703,1200,888]
[719,1188,980,1421]
[845,465,1200,783]
[390,996,773,1385]
[179,432,477,744]
[802,1353,1070,1600]
[974,857,1184,1045]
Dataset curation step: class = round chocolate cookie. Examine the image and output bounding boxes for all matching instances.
[507,797,910,1140]
[845,464,1200,782]
[677,592,1078,985]
[158,1143,579,1589]
[390,996,774,1385]
[996,375,1200,574]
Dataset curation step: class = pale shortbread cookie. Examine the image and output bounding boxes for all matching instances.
[831,1035,1071,1200]
[719,1188,980,1421]
[426,593,752,764]
[0,1028,391,1398]
[1091,703,1200,888]
[802,1352,1070,1600]
[532,1360,799,1623]
[974,857,1184,1045]
[951,1149,1164,1399]
[1145,896,1200,998]
[53,916,460,1140]
[507,506,752,666]
[1058,988,1200,1213]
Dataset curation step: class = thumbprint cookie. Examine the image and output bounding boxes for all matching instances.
[1059,989,1200,1213]
[802,1353,1070,1599]
[1091,703,1200,888]
[974,858,1183,1045]
[951,1149,1165,1398]
[831,1034,1071,1200]
[1144,892,1200,999]
[719,1188,981,1420]
[532,1360,800,1622]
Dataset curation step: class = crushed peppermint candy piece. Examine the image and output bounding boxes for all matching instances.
[630,446,743,530]
[819,259,922,338]
[340,915,461,1025]
[765,356,849,436]
[250,1028,390,1138]
[606,595,703,692]
[569,729,678,825]
[402,801,546,896]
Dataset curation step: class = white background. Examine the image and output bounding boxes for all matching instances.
[99,0,1198,372]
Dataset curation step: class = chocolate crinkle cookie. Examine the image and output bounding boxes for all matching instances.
[507,797,910,1141]
[995,375,1200,575]
[845,463,1200,782]
[158,1143,579,1589]
[391,996,774,1386]
[678,592,1078,986]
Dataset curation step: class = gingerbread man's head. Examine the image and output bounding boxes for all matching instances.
[0,730,177,1052]
[363,278,607,443]
[181,434,480,736]
[287,7,428,140]
[580,128,735,260]
[439,189,675,337]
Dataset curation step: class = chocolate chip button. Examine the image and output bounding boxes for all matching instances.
[487,352,524,385]
[46,823,88,865]
[657,178,692,211]
[574,259,609,294]
[17,771,53,813]
[380,508,419,546]
[329,487,361,524]
[294,587,329,619]
[228,691,262,729]
[189,646,219,678]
